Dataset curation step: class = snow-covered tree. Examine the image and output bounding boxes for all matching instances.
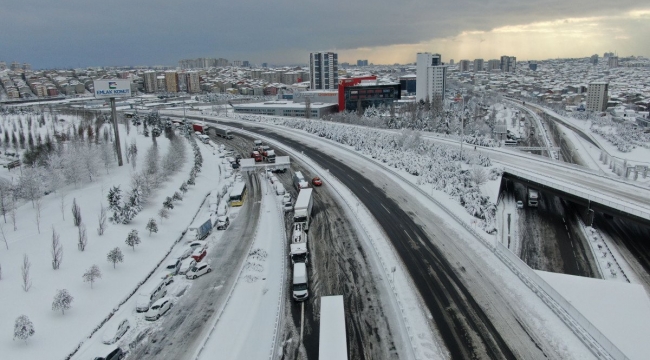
[158,208,169,223]
[97,204,107,235]
[21,254,31,292]
[13,315,35,342]
[163,197,174,210]
[107,186,123,224]
[146,218,158,236]
[51,227,63,270]
[77,223,87,251]
[52,289,73,314]
[179,182,188,193]
[125,229,140,251]
[106,247,124,268]
[82,265,101,288]
[172,191,182,201]
[71,198,82,227]
[470,167,488,186]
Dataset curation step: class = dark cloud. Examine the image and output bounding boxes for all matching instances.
[0,0,645,68]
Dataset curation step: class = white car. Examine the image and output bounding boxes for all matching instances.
[163,259,180,275]
[186,262,212,279]
[283,202,293,212]
[282,193,292,204]
[145,297,173,321]
[101,319,130,345]
[178,258,196,275]
[269,175,278,184]
[157,272,174,286]
[188,240,207,249]
[516,201,524,209]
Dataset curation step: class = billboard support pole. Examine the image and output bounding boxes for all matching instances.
[110,97,124,166]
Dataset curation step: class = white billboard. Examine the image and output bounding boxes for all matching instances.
[93,79,131,99]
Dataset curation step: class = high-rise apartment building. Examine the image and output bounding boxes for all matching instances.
[356,59,368,66]
[473,59,484,72]
[500,56,516,72]
[416,52,447,103]
[487,59,501,71]
[586,82,608,112]
[186,71,200,93]
[143,71,157,93]
[165,71,178,93]
[608,56,619,68]
[459,60,471,72]
[310,52,338,90]
[590,54,599,65]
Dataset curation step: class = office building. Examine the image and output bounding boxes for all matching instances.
[458,60,471,72]
[165,71,178,93]
[473,59,484,72]
[500,55,516,72]
[186,71,201,94]
[586,82,608,112]
[399,74,417,95]
[232,101,337,118]
[242,61,250,67]
[143,71,157,93]
[416,52,447,103]
[356,59,368,67]
[310,52,338,90]
[341,81,401,113]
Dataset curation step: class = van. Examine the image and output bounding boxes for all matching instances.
[292,263,309,301]
[275,182,286,195]
[135,279,168,312]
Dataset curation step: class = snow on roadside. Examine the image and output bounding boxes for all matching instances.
[0,127,219,360]
[197,178,286,360]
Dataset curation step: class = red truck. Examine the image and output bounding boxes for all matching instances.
[193,124,206,134]
[251,151,262,162]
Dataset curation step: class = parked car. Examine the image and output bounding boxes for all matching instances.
[177,247,194,260]
[163,259,181,275]
[516,201,524,209]
[128,327,152,351]
[188,240,207,250]
[101,319,130,345]
[312,177,323,186]
[145,297,173,321]
[231,162,240,170]
[94,347,125,360]
[269,175,278,184]
[283,202,293,212]
[179,258,197,275]
[282,193,292,204]
[157,272,174,286]
[186,262,212,279]
[216,216,230,230]
[191,248,207,262]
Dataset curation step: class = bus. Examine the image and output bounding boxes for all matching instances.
[229,182,247,207]
[318,295,347,360]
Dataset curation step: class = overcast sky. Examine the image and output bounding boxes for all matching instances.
[1,1,648,69]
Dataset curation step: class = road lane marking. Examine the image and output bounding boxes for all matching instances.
[381,203,391,214]
[300,302,305,342]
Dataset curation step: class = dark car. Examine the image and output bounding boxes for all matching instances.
[94,347,125,360]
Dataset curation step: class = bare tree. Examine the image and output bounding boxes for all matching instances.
[77,223,87,251]
[106,247,124,268]
[97,204,107,235]
[52,289,73,314]
[305,97,311,119]
[21,254,31,292]
[34,197,42,234]
[470,166,488,186]
[71,198,82,227]
[82,265,101,288]
[0,185,10,223]
[9,197,16,231]
[0,222,8,250]
[158,208,169,223]
[51,227,63,270]
[60,195,65,221]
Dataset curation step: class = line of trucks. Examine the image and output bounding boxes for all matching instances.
[251,139,276,163]
[288,171,313,302]
[192,123,234,142]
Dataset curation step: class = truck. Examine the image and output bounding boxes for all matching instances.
[293,188,313,230]
[527,188,539,207]
[187,218,212,241]
[214,127,234,139]
[292,171,309,190]
[265,149,276,163]
[290,223,308,264]
[251,151,262,162]
[253,139,263,149]
[192,123,206,134]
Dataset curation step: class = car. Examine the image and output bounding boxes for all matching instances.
[178,257,196,275]
[94,347,125,360]
[312,177,323,186]
[516,201,524,209]
[283,202,293,212]
[188,240,207,250]
[191,248,207,262]
[187,262,212,279]
[231,163,240,170]
[145,297,173,321]
[163,259,181,275]
[128,327,152,351]
[234,174,243,182]
[216,216,230,230]
[177,247,194,260]
[282,193,292,204]
[157,272,174,286]
[269,175,278,184]
[101,319,130,345]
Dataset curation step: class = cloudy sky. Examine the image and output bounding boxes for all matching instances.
[1,1,649,68]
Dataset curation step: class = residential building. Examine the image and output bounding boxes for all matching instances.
[143,71,157,93]
[591,54,599,65]
[529,63,538,71]
[186,71,201,93]
[165,71,178,92]
[608,56,619,68]
[310,52,338,90]
[459,60,471,72]
[500,56,516,72]
[356,60,368,67]
[416,52,447,103]
[586,82,608,112]
[487,59,501,71]
[473,59,484,72]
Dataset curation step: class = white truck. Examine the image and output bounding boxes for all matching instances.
[527,188,539,207]
[293,188,313,230]
[292,171,309,190]
[292,262,309,302]
[290,223,308,264]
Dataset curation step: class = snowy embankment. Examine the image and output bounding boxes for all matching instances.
[196,178,286,360]
[0,121,218,359]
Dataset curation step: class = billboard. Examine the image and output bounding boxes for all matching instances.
[93,79,131,99]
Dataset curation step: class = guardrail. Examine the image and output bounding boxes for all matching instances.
[174,113,632,360]
[269,183,288,360]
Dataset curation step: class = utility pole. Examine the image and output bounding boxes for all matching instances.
[110,98,124,166]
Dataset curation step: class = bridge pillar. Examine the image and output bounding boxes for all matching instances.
[585,208,595,227]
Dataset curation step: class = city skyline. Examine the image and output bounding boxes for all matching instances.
[0,2,648,69]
